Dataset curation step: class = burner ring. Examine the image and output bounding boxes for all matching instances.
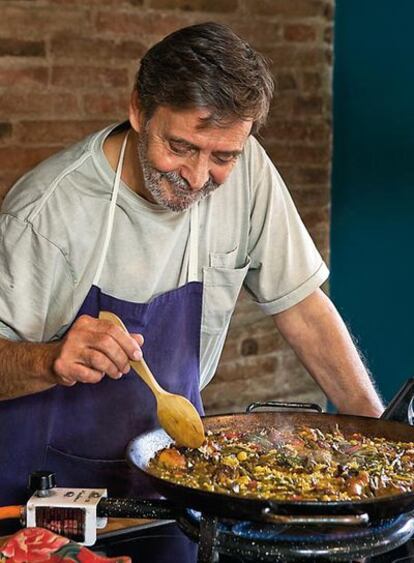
[177,509,414,561]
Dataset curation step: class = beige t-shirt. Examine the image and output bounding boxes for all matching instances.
[0,123,328,388]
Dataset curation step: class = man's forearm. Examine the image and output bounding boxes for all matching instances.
[0,337,58,400]
[273,289,384,417]
[0,316,145,400]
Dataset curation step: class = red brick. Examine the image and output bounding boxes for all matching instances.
[16,120,112,145]
[0,38,45,57]
[323,2,334,21]
[219,338,240,364]
[293,95,325,116]
[243,0,327,18]
[231,317,281,341]
[50,36,146,61]
[149,0,238,11]
[82,93,129,116]
[51,66,129,88]
[0,123,12,141]
[121,41,149,62]
[0,173,19,205]
[0,67,48,87]
[263,120,330,144]
[301,72,323,92]
[300,206,330,230]
[284,24,318,43]
[265,95,294,118]
[53,0,143,4]
[264,45,328,68]
[300,166,331,185]
[229,293,269,328]
[290,186,329,208]
[220,318,285,363]
[287,166,330,185]
[311,228,330,258]
[0,146,61,173]
[95,11,189,37]
[276,72,298,91]
[0,6,90,40]
[0,92,80,118]
[241,338,259,356]
[222,20,282,47]
[324,25,333,44]
[268,144,330,165]
[202,368,284,411]
[213,355,279,383]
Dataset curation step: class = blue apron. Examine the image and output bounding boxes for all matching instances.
[0,132,204,504]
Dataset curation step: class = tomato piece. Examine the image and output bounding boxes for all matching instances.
[158,448,187,469]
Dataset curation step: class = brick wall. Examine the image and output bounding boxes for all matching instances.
[0,0,334,413]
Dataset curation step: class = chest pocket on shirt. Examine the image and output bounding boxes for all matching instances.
[202,247,251,333]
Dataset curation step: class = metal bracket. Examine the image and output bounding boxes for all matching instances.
[261,507,369,526]
[246,400,323,413]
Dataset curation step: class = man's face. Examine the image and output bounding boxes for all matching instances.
[130,104,252,212]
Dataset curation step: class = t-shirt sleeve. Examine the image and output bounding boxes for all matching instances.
[0,213,75,342]
[243,139,329,315]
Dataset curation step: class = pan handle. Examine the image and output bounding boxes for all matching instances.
[261,507,369,526]
[381,378,414,424]
[98,497,180,520]
[246,401,323,414]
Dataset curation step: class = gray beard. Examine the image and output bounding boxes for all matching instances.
[136,133,220,212]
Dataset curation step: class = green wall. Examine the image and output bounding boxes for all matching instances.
[331,0,414,402]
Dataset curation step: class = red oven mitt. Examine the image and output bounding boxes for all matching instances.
[0,527,131,562]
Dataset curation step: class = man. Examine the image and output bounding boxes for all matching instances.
[0,22,383,505]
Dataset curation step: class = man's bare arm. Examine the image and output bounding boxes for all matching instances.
[0,338,60,399]
[273,288,384,417]
[0,316,144,401]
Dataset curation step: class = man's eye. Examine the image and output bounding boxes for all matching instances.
[169,143,189,155]
[215,155,237,165]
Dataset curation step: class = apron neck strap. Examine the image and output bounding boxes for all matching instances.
[188,202,199,283]
[93,130,129,286]
[94,129,200,286]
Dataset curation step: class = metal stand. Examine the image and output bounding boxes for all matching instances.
[198,515,218,563]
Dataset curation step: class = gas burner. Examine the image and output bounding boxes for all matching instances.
[17,470,414,563]
[176,510,414,562]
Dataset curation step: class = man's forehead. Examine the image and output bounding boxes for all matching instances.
[149,105,252,149]
[152,105,222,124]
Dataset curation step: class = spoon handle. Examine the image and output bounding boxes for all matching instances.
[129,357,165,396]
[98,310,165,396]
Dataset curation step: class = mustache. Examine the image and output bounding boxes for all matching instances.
[159,169,218,193]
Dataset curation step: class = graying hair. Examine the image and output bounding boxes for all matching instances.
[135,22,274,135]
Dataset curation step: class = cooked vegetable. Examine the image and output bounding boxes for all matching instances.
[147,425,414,502]
[157,448,187,469]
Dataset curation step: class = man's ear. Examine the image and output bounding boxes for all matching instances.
[128,90,143,133]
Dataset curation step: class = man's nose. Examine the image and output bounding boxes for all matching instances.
[180,157,210,191]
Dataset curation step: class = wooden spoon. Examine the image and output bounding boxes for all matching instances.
[98,311,205,448]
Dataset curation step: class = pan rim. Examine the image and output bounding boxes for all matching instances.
[126,410,414,516]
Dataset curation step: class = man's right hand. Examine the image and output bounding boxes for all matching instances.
[52,315,144,386]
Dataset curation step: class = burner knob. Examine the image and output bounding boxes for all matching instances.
[28,471,56,497]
